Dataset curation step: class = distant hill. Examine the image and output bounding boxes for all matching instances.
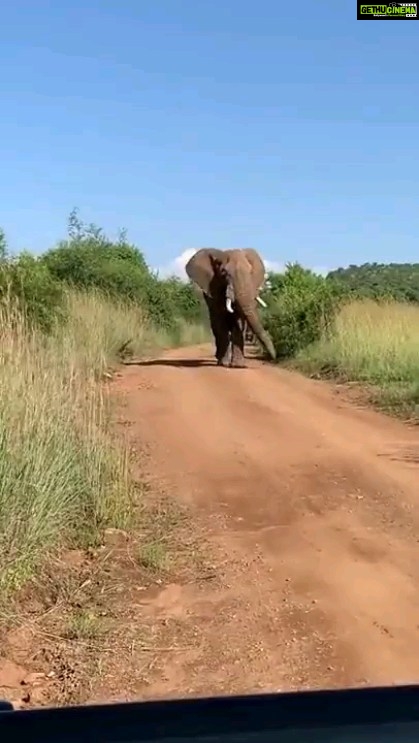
[327,263,419,303]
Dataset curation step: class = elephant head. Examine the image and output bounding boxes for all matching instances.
[185,247,276,360]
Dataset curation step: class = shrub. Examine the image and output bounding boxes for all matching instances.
[158,276,203,324]
[263,263,343,359]
[0,251,66,333]
[0,211,207,340]
[41,209,202,332]
[42,212,152,301]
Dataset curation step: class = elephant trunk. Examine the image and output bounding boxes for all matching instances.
[232,278,276,360]
[241,304,276,360]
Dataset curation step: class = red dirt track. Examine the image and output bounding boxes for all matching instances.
[107,342,419,698]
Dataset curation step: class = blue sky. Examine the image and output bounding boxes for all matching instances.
[0,1,418,276]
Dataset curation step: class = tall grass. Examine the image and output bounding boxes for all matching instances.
[61,289,209,378]
[0,289,208,595]
[296,299,419,414]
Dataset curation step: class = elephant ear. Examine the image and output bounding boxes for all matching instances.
[241,248,266,293]
[185,248,226,297]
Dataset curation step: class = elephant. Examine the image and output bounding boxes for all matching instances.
[185,248,276,368]
[244,322,255,345]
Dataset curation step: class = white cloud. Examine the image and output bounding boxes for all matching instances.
[156,248,198,280]
[156,251,330,281]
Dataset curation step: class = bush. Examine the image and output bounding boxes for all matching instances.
[41,212,159,310]
[263,263,343,359]
[41,209,202,332]
[158,276,203,324]
[0,252,66,333]
[0,211,207,341]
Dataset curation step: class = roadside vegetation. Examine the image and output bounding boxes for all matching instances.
[0,211,208,598]
[261,262,419,419]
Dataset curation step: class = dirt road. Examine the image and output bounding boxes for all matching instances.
[96,342,419,700]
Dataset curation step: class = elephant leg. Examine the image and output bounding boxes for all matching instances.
[230,316,246,368]
[204,295,230,366]
[216,327,231,366]
[216,310,231,366]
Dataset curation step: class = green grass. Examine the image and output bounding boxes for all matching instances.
[64,609,104,641]
[137,540,169,572]
[0,289,208,596]
[59,289,210,378]
[295,299,419,416]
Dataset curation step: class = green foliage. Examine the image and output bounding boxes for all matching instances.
[0,229,7,261]
[260,270,286,301]
[263,263,343,359]
[42,208,150,295]
[0,251,66,333]
[0,211,204,338]
[327,263,419,303]
[41,208,202,332]
[159,276,203,323]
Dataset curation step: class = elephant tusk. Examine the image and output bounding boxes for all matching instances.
[256,295,267,308]
[226,297,234,313]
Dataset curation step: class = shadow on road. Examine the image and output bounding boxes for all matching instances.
[123,358,216,368]
[123,353,269,368]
